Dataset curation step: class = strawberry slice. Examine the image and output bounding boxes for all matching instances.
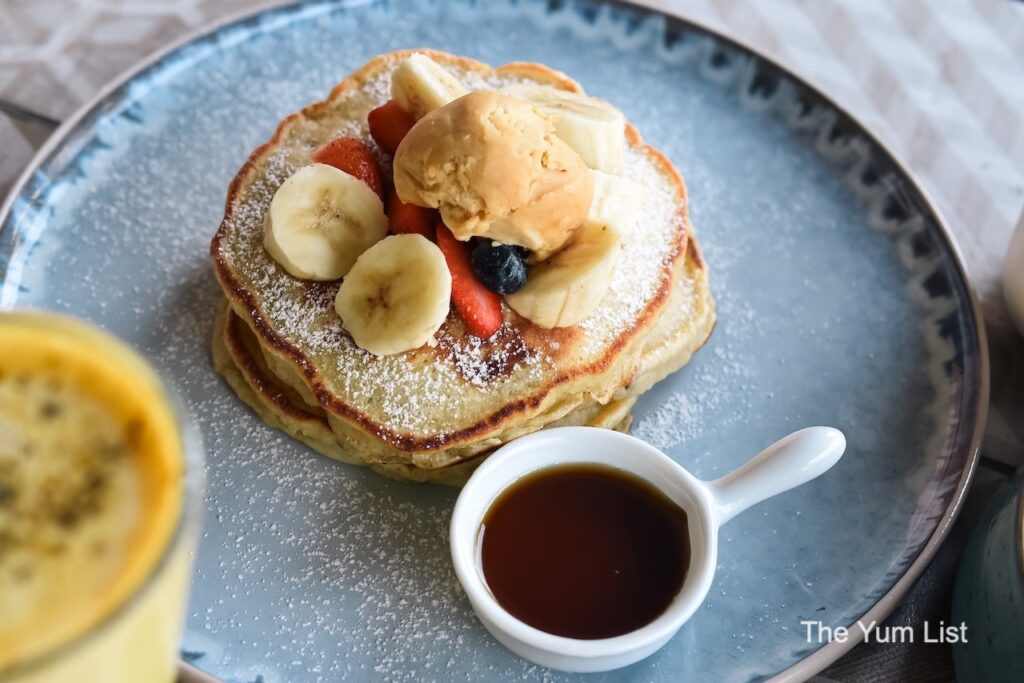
[311,136,383,198]
[368,100,416,156]
[387,186,436,239]
[436,224,503,339]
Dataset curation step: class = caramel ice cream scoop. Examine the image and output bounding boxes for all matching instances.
[393,91,593,258]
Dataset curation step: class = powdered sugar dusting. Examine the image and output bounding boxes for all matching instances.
[436,326,544,388]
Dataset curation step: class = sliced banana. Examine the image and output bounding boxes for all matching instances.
[391,54,468,120]
[588,169,643,235]
[502,83,626,174]
[264,163,387,281]
[335,234,452,356]
[505,220,621,328]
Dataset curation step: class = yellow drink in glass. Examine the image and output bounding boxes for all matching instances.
[0,311,204,682]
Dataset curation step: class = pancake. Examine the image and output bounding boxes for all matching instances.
[210,50,716,480]
[211,233,712,486]
[212,302,637,486]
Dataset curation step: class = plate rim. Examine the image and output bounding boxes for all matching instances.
[0,0,990,681]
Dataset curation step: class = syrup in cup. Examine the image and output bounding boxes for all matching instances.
[450,426,845,672]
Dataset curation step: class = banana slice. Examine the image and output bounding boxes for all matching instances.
[502,83,626,174]
[588,169,643,235]
[264,163,387,281]
[335,234,452,356]
[505,220,622,328]
[391,54,468,120]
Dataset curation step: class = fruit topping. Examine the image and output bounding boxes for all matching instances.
[263,163,387,281]
[502,83,626,174]
[368,100,416,156]
[588,169,643,233]
[311,136,383,198]
[387,185,436,239]
[391,54,468,120]
[436,224,503,339]
[334,234,452,356]
[505,221,621,328]
[470,241,528,294]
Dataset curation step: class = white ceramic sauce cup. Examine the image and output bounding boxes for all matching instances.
[450,425,846,673]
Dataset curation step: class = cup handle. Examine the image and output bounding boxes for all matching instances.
[706,427,846,525]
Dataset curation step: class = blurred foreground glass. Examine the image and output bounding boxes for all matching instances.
[0,311,204,682]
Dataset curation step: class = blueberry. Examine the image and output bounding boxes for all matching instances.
[471,241,528,294]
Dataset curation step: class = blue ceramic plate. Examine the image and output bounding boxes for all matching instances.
[0,1,987,681]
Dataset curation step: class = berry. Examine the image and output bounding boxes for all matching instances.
[471,241,528,294]
[436,225,503,339]
[386,186,436,239]
[367,100,416,155]
[311,136,383,197]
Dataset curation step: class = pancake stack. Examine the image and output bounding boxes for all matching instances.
[210,50,715,485]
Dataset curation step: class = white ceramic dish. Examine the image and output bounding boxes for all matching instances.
[450,426,847,672]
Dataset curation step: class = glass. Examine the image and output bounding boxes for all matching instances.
[0,310,204,682]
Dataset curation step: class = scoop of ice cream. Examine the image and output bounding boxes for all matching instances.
[393,91,593,258]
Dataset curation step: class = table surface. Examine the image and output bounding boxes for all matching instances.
[2,1,1023,681]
